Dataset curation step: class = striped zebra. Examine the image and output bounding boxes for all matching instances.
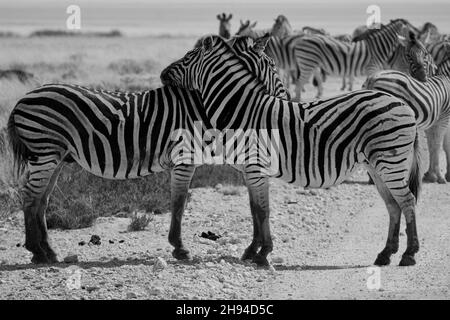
[237,19,325,99]
[6,48,290,264]
[161,35,422,267]
[365,48,450,183]
[294,19,429,100]
[425,40,450,66]
[236,20,304,92]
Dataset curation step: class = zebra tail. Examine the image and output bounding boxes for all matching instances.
[409,132,422,203]
[7,109,29,179]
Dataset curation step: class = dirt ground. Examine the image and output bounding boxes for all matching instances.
[0,167,449,300]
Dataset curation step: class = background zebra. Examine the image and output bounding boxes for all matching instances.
[161,35,422,268]
[193,12,233,48]
[6,35,289,264]
[365,47,450,184]
[293,19,430,100]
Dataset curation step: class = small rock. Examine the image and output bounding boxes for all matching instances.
[118,240,125,243]
[16,243,21,247]
[309,190,318,196]
[109,240,114,244]
[78,241,86,246]
[153,257,167,272]
[205,262,215,268]
[215,183,223,190]
[115,283,123,288]
[86,286,99,293]
[153,209,162,215]
[147,286,163,295]
[64,254,79,264]
[89,235,101,246]
[126,292,138,299]
[271,256,284,264]
[0,246,7,251]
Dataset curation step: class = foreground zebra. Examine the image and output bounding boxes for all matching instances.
[161,35,423,267]
[365,49,450,183]
[7,45,289,264]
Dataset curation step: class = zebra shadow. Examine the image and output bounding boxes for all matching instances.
[272,264,370,271]
[0,257,158,272]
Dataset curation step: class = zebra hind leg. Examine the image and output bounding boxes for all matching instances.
[423,124,446,184]
[367,168,401,266]
[443,126,450,181]
[367,137,421,266]
[24,155,66,264]
[243,171,272,267]
[168,164,196,261]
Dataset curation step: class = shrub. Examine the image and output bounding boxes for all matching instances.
[127,211,153,231]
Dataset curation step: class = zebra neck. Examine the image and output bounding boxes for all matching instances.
[367,22,403,61]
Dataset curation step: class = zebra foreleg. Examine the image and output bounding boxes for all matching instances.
[367,168,401,266]
[423,124,446,183]
[243,171,272,267]
[168,164,196,261]
[340,75,346,91]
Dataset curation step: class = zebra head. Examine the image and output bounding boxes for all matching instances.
[160,34,290,100]
[236,20,258,37]
[217,13,233,39]
[271,15,292,37]
[398,30,436,81]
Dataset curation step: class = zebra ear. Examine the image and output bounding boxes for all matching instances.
[250,21,257,29]
[253,33,270,55]
[227,14,233,21]
[202,36,214,53]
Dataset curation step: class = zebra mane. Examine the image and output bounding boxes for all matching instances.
[206,35,279,95]
[352,20,410,42]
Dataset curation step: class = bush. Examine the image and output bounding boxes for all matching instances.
[127,211,153,231]
[46,197,98,230]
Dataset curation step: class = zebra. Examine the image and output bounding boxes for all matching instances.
[193,12,233,48]
[236,20,304,93]
[365,47,450,184]
[425,39,450,66]
[161,34,422,268]
[6,49,290,265]
[294,19,429,100]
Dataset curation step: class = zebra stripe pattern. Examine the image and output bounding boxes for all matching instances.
[161,35,422,267]
[365,50,450,184]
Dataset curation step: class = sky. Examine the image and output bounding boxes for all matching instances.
[0,0,448,36]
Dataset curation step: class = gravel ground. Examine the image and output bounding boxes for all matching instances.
[1,167,448,300]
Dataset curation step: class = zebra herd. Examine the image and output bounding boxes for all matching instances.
[6,14,450,268]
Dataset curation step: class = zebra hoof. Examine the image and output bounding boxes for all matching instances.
[31,253,51,264]
[399,254,416,266]
[172,248,191,261]
[423,172,438,183]
[446,173,450,182]
[252,254,270,267]
[437,177,446,184]
[374,253,391,266]
[241,248,257,261]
